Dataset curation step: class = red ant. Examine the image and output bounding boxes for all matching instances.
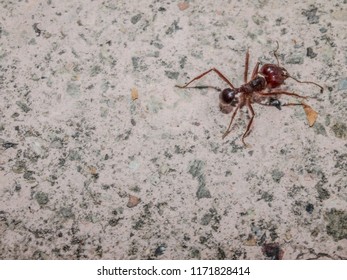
[176,42,323,146]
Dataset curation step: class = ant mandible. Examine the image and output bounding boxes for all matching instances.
[176,42,323,146]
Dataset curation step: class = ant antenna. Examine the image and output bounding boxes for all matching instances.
[175,85,221,92]
[287,75,324,93]
[273,41,324,93]
[273,41,280,66]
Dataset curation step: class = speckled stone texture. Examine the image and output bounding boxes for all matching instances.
[0,0,346,259]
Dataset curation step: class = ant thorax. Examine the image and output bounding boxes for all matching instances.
[240,74,267,93]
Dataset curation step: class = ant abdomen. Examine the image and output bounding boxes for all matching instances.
[260,64,289,89]
[219,88,236,105]
[219,88,238,114]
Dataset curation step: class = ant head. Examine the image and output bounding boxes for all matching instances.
[260,64,289,88]
[219,88,237,105]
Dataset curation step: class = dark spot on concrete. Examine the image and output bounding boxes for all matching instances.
[252,14,268,25]
[14,182,21,192]
[109,218,121,227]
[132,204,152,230]
[311,227,319,237]
[305,203,314,214]
[132,56,140,69]
[16,101,31,113]
[199,235,208,244]
[35,191,49,206]
[131,14,142,24]
[154,244,166,256]
[2,142,18,149]
[334,152,347,171]
[59,207,74,219]
[190,248,200,258]
[150,39,163,49]
[331,122,347,139]
[319,27,327,33]
[174,144,195,155]
[132,219,144,230]
[24,170,35,181]
[262,243,284,260]
[62,245,70,252]
[196,174,211,199]
[116,129,132,141]
[66,81,80,97]
[313,170,329,201]
[200,212,213,226]
[90,65,102,77]
[306,47,317,58]
[302,5,320,24]
[163,150,172,159]
[325,209,347,241]
[231,248,245,260]
[217,247,226,260]
[313,122,327,136]
[285,53,304,64]
[292,201,302,216]
[271,169,284,183]
[165,71,179,80]
[188,159,205,178]
[179,55,187,69]
[259,191,273,202]
[32,23,41,36]
[316,185,330,201]
[337,78,347,91]
[188,161,210,198]
[275,17,283,26]
[165,20,181,35]
[200,208,221,230]
[281,28,287,35]
[96,245,103,258]
[101,184,111,190]
[132,56,148,71]
[269,226,279,241]
[32,250,44,259]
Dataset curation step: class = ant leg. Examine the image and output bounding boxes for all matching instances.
[251,62,260,80]
[242,101,255,146]
[176,68,235,89]
[244,49,250,83]
[282,102,304,107]
[273,41,280,66]
[255,98,282,110]
[256,99,303,110]
[258,91,309,99]
[287,76,324,93]
[222,104,241,139]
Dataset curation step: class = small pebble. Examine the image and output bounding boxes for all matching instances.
[131,88,138,100]
[337,78,347,91]
[127,195,141,208]
[155,245,166,256]
[178,2,189,11]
